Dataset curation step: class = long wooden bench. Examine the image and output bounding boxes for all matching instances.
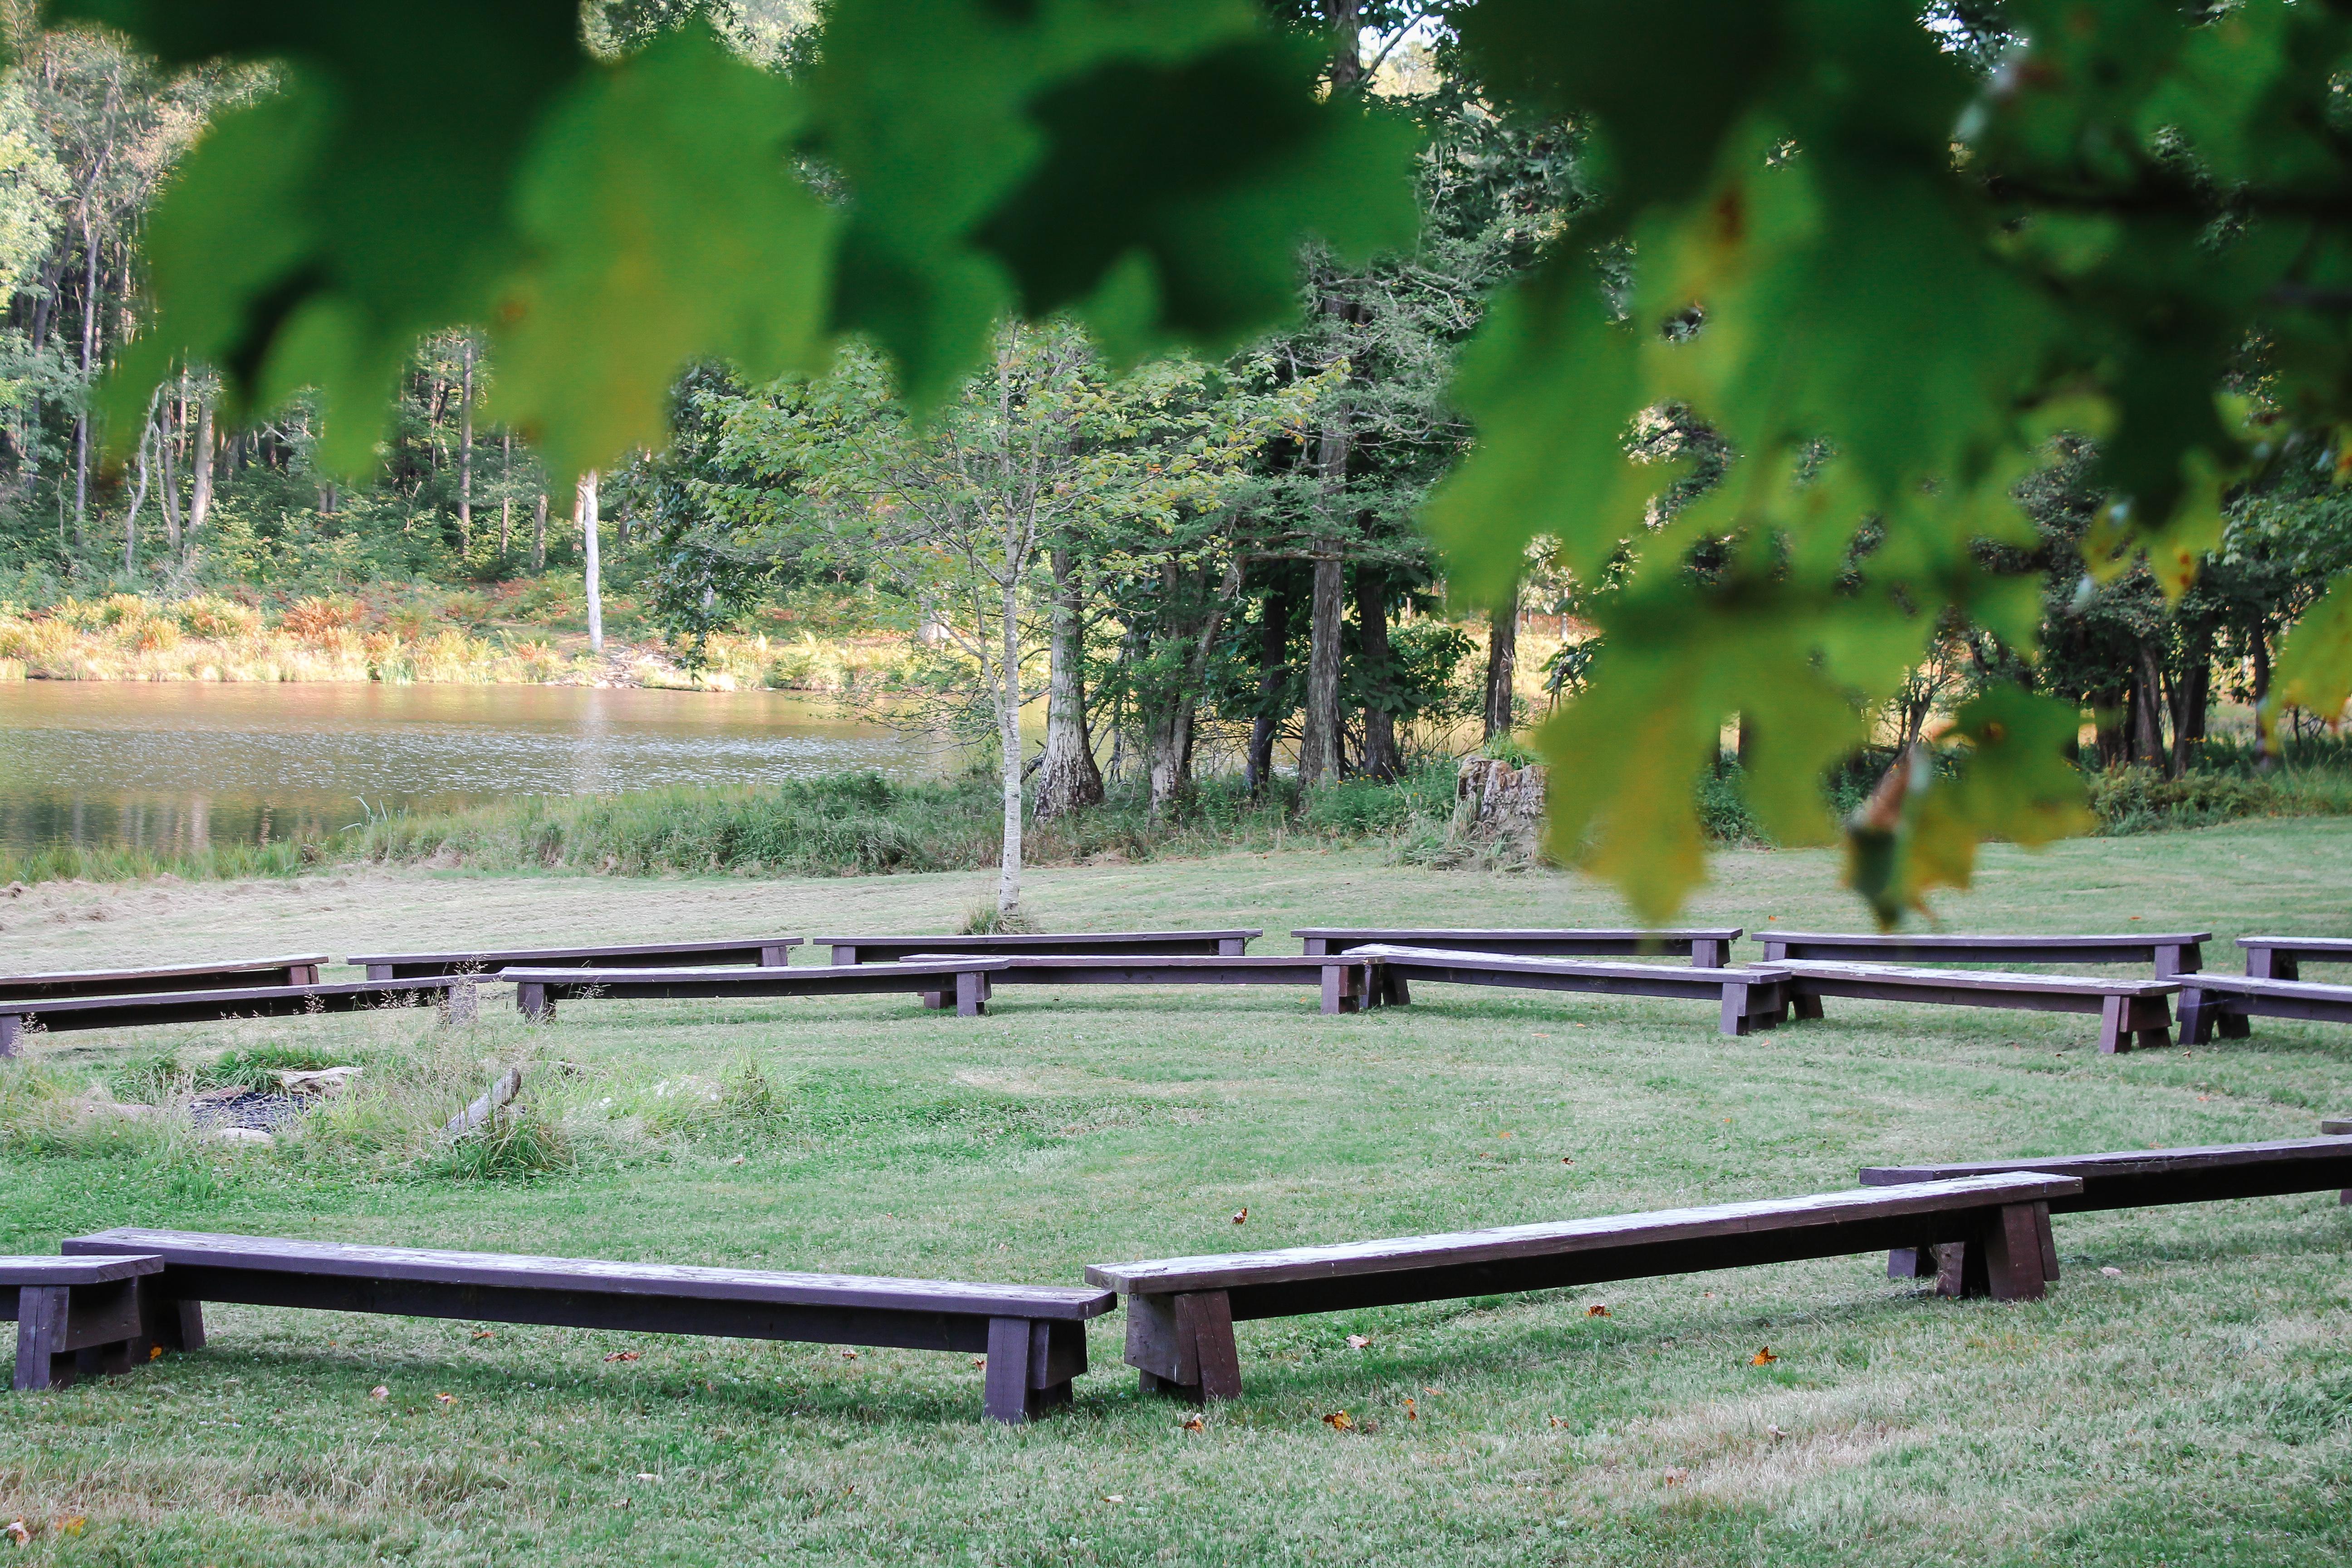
[61,1228,1113,1423]
[2177,973,2352,1044]
[0,954,327,1005]
[818,930,1258,965]
[2,1254,165,1391]
[499,959,1012,1020]
[1861,1135,2352,1277]
[2237,936,2352,981]
[1298,927,1744,968]
[899,953,1378,1015]
[0,976,468,1057]
[1772,961,2179,1054]
[1085,1172,2080,1401]
[1345,944,1788,1035]
[1757,930,2208,978]
[349,937,804,980]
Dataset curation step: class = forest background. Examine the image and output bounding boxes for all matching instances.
[0,0,2349,899]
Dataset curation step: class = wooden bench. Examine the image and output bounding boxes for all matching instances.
[2177,973,2352,1044]
[1344,944,1787,1035]
[349,937,803,981]
[61,1228,1113,1423]
[2237,936,2352,981]
[1773,961,2179,1054]
[2,1254,165,1391]
[0,954,327,1005]
[0,976,468,1057]
[499,959,1012,1021]
[1298,927,1745,968]
[1085,1172,2080,1401]
[898,953,1377,1015]
[818,930,1258,966]
[1757,930,2207,978]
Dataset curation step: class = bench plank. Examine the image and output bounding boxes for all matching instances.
[896,954,1376,1016]
[0,976,466,1057]
[1860,1136,2352,1211]
[1759,931,2207,976]
[500,960,1010,1020]
[1774,961,2178,1053]
[1347,945,1786,1036]
[820,930,1259,966]
[1087,1173,2079,1401]
[351,937,803,981]
[2239,936,2352,981]
[2179,973,2352,1044]
[64,1229,1112,1424]
[1,1255,163,1392]
[1297,928,1744,968]
[0,955,327,1004]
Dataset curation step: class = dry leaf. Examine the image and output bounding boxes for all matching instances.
[148,1345,163,1361]
[434,1392,455,1406]
[841,1350,859,1360]
[1403,1397,1417,1421]
[727,1155,746,1165]
[1498,1131,1513,1139]
[472,1331,495,1340]
[368,1385,390,1400]
[1663,1468,1690,1485]
[53,1518,83,1538]
[1548,1416,1569,1429]
[1232,1207,1248,1225]
[1586,1304,1611,1318]
[1767,1424,1789,1439]
[1346,1334,1372,1349]
[1750,1347,1778,1366]
[1180,1414,1205,1433]
[1103,1494,1125,1504]
[1322,1410,1354,1430]
[2100,1266,2123,1278]
[3,1520,25,1545]
[636,1472,659,1482]
[603,1351,641,1363]
[972,1358,986,1370]
[1560,1156,1573,1165]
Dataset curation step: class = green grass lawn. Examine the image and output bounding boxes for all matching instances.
[1,820,2349,1566]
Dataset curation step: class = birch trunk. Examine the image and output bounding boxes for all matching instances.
[532,491,548,570]
[456,338,475,556]
[187,392,216,542]
[1034,548,1103,819]
[578,470,603,655]
[72,214,97,549]
[995,566,1024,918]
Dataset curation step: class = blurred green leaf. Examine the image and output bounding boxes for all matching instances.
[2269,571,2352,731]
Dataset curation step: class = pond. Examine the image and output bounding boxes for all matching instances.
[0,680,943,858]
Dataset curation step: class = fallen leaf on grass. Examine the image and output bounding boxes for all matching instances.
[434,1392,455,1406]
[148,1345,162,1361]
[1322,1411,1354,1430]
[603,1352,641,1363]
[1662,1468,1690,1486]
[972,1358,986,1370]
[368,1385,389,1400]
[1586,1304,1611,1318]
[636,1472,659,1482]
[726,1155,745,1166]
[841,1350,859,1361]
[1103,1494,1125,1504]
[3,1521,25,1544]
[1180,1414,1205,1433]
[1560,1157,1573,1165]
[53,1518,82,1537]
[1548,1416,1569,1429]
[1767,1425,1789,1440]
[1232,1208,1248,1225]
[1750,1348,1778,1366]
[1403,1397,1417,1421]
[471,1331,495,1341]
[1346,1334,1372,1349]
[2100,1266,2124,1279]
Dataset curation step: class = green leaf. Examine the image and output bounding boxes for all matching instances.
[495,25,838,488]
[2269,571,2352,730]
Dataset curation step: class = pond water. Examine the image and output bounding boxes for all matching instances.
[0,680,942,857]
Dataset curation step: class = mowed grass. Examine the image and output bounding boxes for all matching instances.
[0,821,2348,1566]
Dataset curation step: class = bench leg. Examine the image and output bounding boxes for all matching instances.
[1887,1245,1937,1280]
[516,983,552,1023]
[2218,1009,2250,1039]
[1125,1289,1242,1403]
[441,980,480,1026]
[1720,983,1752,1037]
[1319,965,1355,1016]
[1219,937,1248,957]
[0,1013,19,1058]
[1982,1200,2051,1301]
[1789,993,1824,1022]
[1382,969,1411,1008]
[2177,988,2213,1045]
[1690,939,1729,969]
[920,990,945,1010]
[13,1287,67,1391]
[135,1280,204,1359]
[982,1317,1081,1423]
[956,972,987,1018]
[2097,995,2130,1054]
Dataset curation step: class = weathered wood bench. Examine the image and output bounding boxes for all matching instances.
[2237,936,2352,981]
[0,954,327,1005]
[818,930,1259,965]
[0,976,468,1057]
[898,953,1377,1015]
[499,959,1012,1021]
[349,937,803,980]
[1344,944,1787,1035]
[1756,930,2208,977]
[62,1228,1113,1423]
[1298,927,1745,968]
[1861,1135,2352,1278]
[1086,1172,2079,1401]
[2,1254,165,1391]
[2177,973,2352,1044]
[1772,961,2179,1054]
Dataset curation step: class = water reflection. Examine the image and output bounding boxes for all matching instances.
[0,680,940,855]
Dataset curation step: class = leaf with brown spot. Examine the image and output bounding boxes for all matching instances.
[603,1351,641,1363]
[1750,1347,1778,1365]
[1231,1207,1248,1225]
[1587,1304,1611,1318]
[1180,1414,1205,1433]
[1322,1410,1354,1430]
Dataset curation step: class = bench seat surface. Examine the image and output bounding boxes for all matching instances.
[2238,936,2352,957]
[2184,974,2352,1001]
[1350,945,1773,986]
[1779,960,2178,997]
[65,1229,1112,1319]
[819,930,1259,953]
[1298,927,1741,946]
[1088,1172,2080,1296]
[1763,931,2207,956]
[0,1254,162,1287]
[3,976,459,1017]
[350,937,802,967]
[1862,1136,2352,1190]
[500,960,1007,985]
[0,955,327,990]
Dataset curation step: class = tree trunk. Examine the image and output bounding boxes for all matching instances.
[123,408,151,575]
[1356,568,1399,781]
[1034,548,1104,820]
[1246,587,1293,794]
[2133,644,2167,776]
[500,431,513,554]
[1298,546,1345,789]
[995,566,1024,919]
[578,470,603,654]
[533,491,548,570]
[72,213,98,550]
[1147,562,1245,818]
[1483,600,1519,742]
[187,391,216,542]
[157,397,182,554]
[457,338,475,557]
[2171,629,2212,774]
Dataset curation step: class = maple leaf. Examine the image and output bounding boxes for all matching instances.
[1345,1334,1371,1349]
[1750,1347,1778,1366]
[1322,1410,1354,1431]
[603,1351,641,1363]
[1586,1304,1612,1318]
